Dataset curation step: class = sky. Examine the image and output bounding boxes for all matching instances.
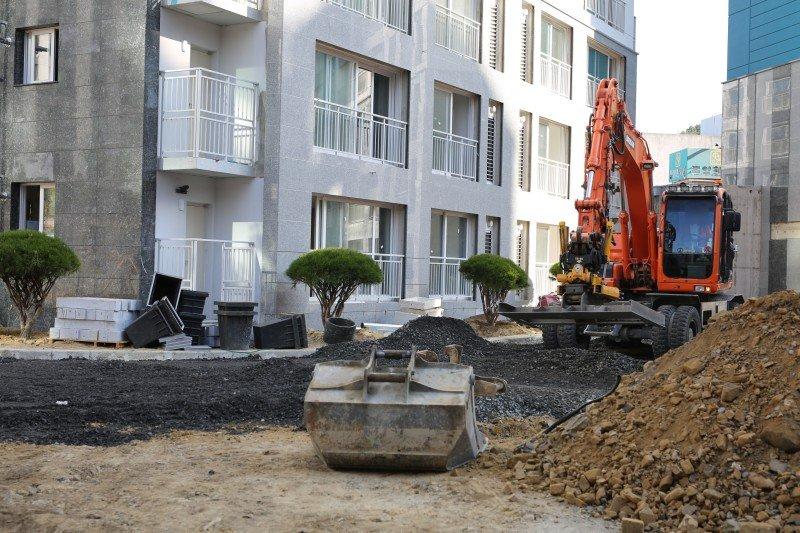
[634,0,728,133]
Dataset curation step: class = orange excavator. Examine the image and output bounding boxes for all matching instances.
[501,78,743,356]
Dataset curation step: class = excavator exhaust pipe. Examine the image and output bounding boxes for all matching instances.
[304,346,506,472]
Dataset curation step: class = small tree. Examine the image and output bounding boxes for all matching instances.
[549,261,563,279]
[286,248,383,323]
[460,254,528,326]
[0,230,81,339]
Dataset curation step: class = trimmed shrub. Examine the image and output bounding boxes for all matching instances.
[549,261,563,279]
[286,248,383,323]
[459,254,529,325]
[0,230,81,339]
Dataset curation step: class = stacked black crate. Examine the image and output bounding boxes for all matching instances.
[177,290,208,345]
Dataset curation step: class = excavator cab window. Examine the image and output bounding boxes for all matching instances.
[663,196,716,279]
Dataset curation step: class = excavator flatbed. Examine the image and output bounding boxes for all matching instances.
[498,300,665,328]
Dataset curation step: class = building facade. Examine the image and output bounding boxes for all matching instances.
[723,0,800,294]
[0,0,637,329]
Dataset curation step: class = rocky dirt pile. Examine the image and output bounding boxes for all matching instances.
[507,290,800,532]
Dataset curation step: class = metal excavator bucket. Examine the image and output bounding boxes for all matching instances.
[304,346,506,472]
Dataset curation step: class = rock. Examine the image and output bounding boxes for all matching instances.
[665,487,685,503]
[736,432,757,447]
[621,517,645,533]
[747,473,775,491]
[513,461,526,480]
[761,417,800,453]
[791,486,800,502]
[561,412,589,432]
[638,506,657,526]
[680,459,695,476]
[682,358,705,376]
[584,468,601,485]
[768,459,788,474]
[659,472,674,490]
[721,383,743,402]
[679,514,699,531]
[739,522,777,532]
[703,488,724,500]
[620,487,642,504]
[549,482,565,496]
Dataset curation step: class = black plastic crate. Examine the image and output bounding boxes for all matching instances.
[178,290,208,314]
[254,314,308,349]
[124,298,183,348]
[147,274,183,308]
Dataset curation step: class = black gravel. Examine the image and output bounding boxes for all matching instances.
[0,317,643,446]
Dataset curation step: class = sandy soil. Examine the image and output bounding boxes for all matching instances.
[465,316,539,338]
[0,329,111,350]
[0,421,614,532]
[307,328,386,348]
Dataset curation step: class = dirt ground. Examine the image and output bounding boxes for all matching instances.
[465,316,540,338]
[0,421,614,532]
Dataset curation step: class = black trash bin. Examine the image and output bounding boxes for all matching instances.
[215,301,258,350]
[323,317,356,344]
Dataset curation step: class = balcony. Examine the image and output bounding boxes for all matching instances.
[354,253,405,300]
[587,74,625,106]
[155,238,258,305]
[429,257,472,299]
[537,158,570,198]
[540,53,572,99]
[533,263,558,298]
[162,0,262,25]
[328,0,410,33]
[432,130,479,180]
[313,99,408,167]
[585,0,626,32]
[159,68,258,178]
[435,5,480,61]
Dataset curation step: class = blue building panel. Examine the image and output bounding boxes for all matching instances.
[728,0,800,79]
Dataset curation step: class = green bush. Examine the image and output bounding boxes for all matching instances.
[286,248,383,323]
[549,261,563,279]
[459,254,529,325]
[0,230,81,339]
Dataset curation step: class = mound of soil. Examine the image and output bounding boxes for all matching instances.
[0,316,642,446]
[507,291,800,531]
[465,315,539,338]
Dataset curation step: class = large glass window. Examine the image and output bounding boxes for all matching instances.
[433,88,475,138]
[588,47,610,79]
[317,199,394,255]
[663,197,716,279]
[19,184,55,236]
[538,121,570,163]
[23,27,57,84]
[541,19,570,63]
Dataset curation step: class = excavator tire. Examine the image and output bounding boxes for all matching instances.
[669,305,701,349]
[556,323,591,349]
[651,305,676,357]
[541,325,559,349]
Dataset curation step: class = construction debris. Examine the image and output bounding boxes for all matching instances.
[49,297,142,344]
[159,333,194,351]
[506,290,800,531]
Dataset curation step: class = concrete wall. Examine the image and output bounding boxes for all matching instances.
[262,0,637,326]
[645,133,721,186]
[0,0,154,328]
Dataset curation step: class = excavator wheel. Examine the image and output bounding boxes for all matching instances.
[669,306,702,349]
[541,325,559,349]
[556,323,591,350]
[650,305,676,357]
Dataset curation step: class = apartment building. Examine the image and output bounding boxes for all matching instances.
[0,0,637,329]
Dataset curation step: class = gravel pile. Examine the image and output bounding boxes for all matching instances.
[0,316,642,446]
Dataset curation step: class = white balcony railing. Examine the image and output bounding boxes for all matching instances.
[314,99,408,167]
[155,238,257,303]
[541,53,572,99]
[432,130,479,180]
[159,68,258,166]
[429,257,472,298]
[534,263,558,298]
[328,0,410,32]
[587,74,625,106]
[585,0,626,32]
[537,157,570,198]
[435,5,481,61]
[354,253,404,299]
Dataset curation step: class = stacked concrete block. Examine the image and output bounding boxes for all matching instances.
[49,298,142,344]
[395,297,444,322]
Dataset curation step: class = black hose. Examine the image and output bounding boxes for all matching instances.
[543,375,622,435]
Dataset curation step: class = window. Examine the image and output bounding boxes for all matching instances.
[663,196,716,280]
[435,0,481,61]
[520,4,533,83]
[587,46,624,105]
[540,19,571,98]
[313,50,408,166]
[488,0,504,71]
[429,211,474,298]
[18,184,55,236]
[517,112,531,190]
[762,122,789,158]
[764,77,790,113]
[486,102,502,185]
[534,224,560,297]
[22,27,58,84]
[538,120,570,197]
[541,19,570,63]
[432,86,479,179]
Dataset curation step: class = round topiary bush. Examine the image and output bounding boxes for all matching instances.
[286,248,383,323]
[459,254,529,325]
[0,230,81,339]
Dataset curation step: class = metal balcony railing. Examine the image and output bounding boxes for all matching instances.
[159,68,258,166]
[534,263,558,298]
[314,99,408,167]
[354,253,405,299]
[540,53,572,99]
[155,238,257,303]
[432,129,479,180]
[435,5,481,61]
[586,74,625,106]
[585,0,626,32]
[328,0,410,32]
[429,257,473,298]
[537,157,570,198]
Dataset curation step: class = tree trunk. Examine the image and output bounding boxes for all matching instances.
[19,309,32,340]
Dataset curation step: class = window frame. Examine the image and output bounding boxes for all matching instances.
[18,182,56,235]
[23,27,58,85]
[540,17,571,65]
